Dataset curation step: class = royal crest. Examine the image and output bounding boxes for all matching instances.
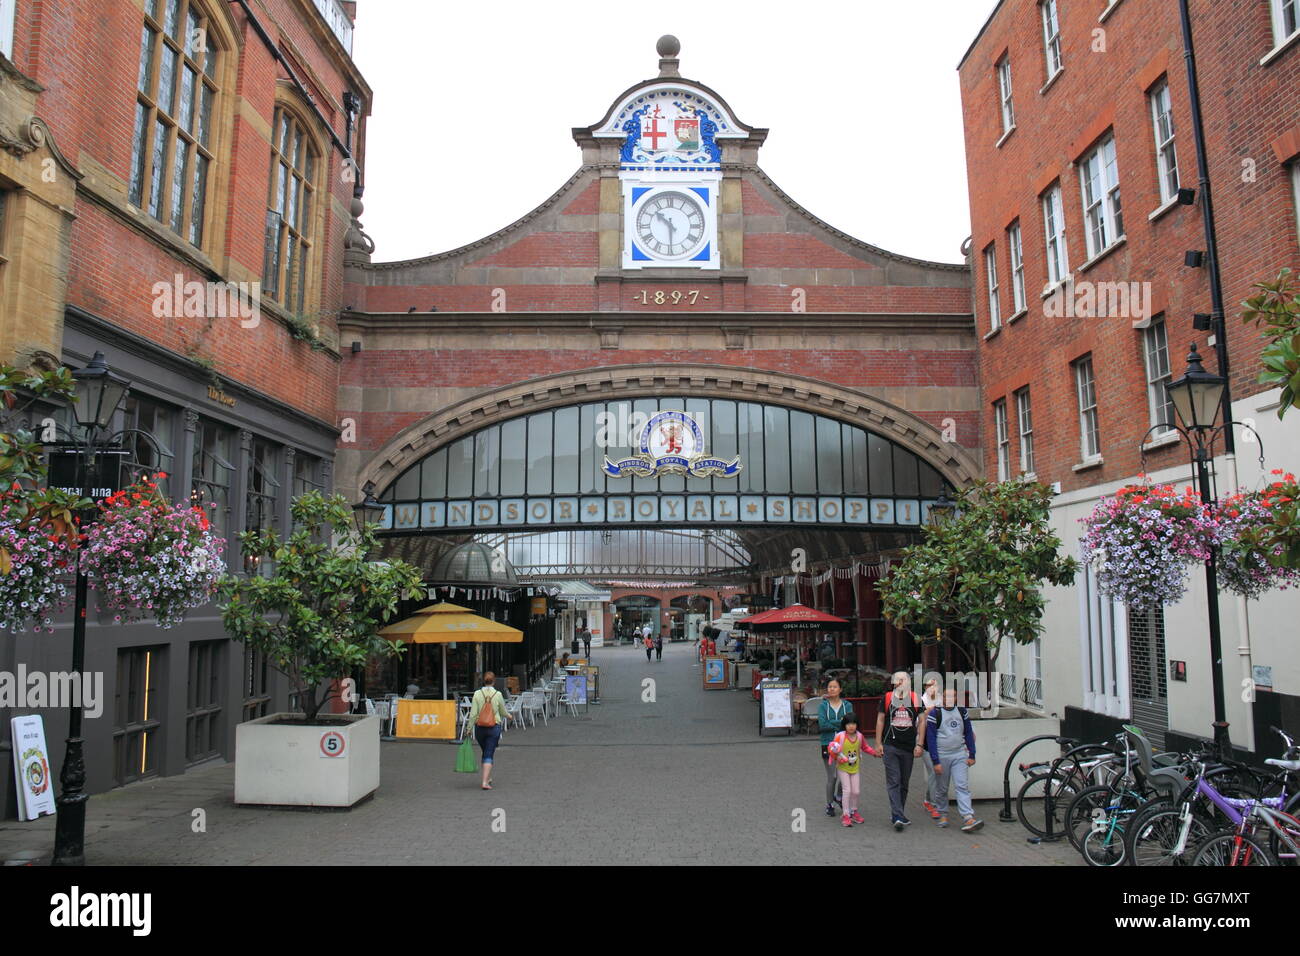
[603,410,742,479]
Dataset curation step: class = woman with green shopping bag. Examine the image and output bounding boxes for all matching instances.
[466,672,508,790]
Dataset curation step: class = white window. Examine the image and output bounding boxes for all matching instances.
[0,0,14,59]
[1079,548,1129,717]
[985,243,1001,330]
[1041,0,1063,80]
[1292,161,1300,245]
[1144,317,1175,433]
[1079,135,1125,258]
[1031,636,1043,708]
[1272,0,1299,47]
[1075,355,1101,460]
[994,399,1010,482]
[1016,387,1035,475]
[1149,80,1179,204]
[998,56,1015,134]
[1042,184,1070,285]
[1008,221,1026,314]
[1000,641,1018,702]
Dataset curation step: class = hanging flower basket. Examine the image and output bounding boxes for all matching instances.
[1220,473,1300,594]
[0,493,74,634]
[80,474,225,628]
[1080,481,1214,612]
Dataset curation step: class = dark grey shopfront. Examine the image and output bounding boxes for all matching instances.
[1,309,339,818]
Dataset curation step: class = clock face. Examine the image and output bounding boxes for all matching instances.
[635,191,706,259]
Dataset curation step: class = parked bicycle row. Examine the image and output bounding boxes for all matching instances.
[1012,724,1300,866]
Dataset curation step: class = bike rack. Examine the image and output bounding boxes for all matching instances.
[999,734,1076,824]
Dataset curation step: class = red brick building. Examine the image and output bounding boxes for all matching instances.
[959,0,1300,753]
[0,0,370,811]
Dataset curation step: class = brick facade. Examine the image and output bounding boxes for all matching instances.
[960,0,1300,493]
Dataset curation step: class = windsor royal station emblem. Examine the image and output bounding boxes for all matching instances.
[603,410,742,479]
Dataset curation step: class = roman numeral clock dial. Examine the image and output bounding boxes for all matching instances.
[635,192,705,259]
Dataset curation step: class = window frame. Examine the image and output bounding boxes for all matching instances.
[1042,183,1070,285]
[985,243,1002,331]
[263,102,322,314]
[994,398,1010,482]
[130,0,221,247]
[1143,317,1175,435]
[997,55,1015,134]
[1074,355,1101,461]
[1291,160,1300,245]
[1149,79,1180,204]
[1041,0,1064,81]
[1008,221,1026,314]
[1272,0,1299,47]
[1079,134,1125,259]
[1016,387,1035,475]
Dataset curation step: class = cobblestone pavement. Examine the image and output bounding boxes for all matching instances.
[0,641,1081,865]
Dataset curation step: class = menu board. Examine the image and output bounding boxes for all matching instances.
[759,680,793,734]
[566,674,589,706]
[702,657,729,690]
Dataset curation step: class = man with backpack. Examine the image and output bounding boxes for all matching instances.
[875,671,924,831]
[925,686,984,832]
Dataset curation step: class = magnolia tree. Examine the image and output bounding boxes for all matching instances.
[877,480,1079,676]
[1242,268,1300,419]
[218,492,424,723]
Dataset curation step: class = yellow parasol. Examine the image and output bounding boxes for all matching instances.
[379,602,523,700]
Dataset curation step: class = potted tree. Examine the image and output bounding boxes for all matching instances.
[220,492,423,808]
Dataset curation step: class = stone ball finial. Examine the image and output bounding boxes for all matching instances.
[657,35,680,58]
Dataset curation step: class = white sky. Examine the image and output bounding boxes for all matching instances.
[352,0,996,266]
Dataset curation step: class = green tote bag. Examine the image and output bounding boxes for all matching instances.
[454,734,477,773]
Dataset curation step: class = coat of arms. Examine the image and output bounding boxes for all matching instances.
[603,410,742,478]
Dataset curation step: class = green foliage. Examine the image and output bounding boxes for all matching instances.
[1242,268,1300,419]
[0,364,75,490]
[877,480,1079,665]
[218,492,424,722]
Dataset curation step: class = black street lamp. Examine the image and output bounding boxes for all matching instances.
[53,351,131,866]
[351,480,384,537]
[927,490,957,529]
[1163,342,1232,758]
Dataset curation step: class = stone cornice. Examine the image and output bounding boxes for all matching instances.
[339,310,976,337]
[356,363,983,495]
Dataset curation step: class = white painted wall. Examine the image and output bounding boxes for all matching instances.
[1028,387,1300,752]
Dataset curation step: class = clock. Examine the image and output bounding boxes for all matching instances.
[634,191,706,259]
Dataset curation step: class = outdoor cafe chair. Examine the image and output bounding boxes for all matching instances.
[457,696,473,740]
[503,694,526,733]
[526,691,549,727]
[800,696,822,736]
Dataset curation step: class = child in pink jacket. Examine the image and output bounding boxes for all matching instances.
[826,713,881,827]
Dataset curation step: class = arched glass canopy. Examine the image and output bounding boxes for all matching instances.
[375,397,951,533]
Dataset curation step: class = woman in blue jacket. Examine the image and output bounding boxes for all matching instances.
[817,678,854,816]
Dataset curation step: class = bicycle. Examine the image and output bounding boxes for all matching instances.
[1191,727,1300,867]
[1016,735,1130,839]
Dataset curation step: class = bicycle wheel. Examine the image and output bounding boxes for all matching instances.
[1082,820,1127,866]
[1192,829,1274,866]
[1016,771,1081,839]
[1065,784,1117,852]
[1267,808,1300,866]
[1126,805,1213,866]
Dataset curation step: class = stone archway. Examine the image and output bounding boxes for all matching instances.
[350,363,982,500]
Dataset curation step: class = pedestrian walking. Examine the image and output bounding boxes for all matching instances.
[925,686,984,832]
[654,628,664,661]
[468,672,508,791]
[826,712,881,827]
[919,677,942,820]
[875,671,924,831]
[644,630,654,662]
[817,678,853,816]
[580,625,592,658]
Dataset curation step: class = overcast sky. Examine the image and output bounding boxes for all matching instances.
[352,0,995,266]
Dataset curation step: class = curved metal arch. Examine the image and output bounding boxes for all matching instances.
[355,363,981,498]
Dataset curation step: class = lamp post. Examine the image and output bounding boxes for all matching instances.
[927,490,957,529]
[1164,342,1232,758]
[351,480,384,539]
[53,352,131,866]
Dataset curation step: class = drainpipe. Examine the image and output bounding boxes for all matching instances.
[1179,0,1252,751]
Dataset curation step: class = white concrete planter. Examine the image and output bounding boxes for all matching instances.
[235,712,380,808]
[965,713,1061,800]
